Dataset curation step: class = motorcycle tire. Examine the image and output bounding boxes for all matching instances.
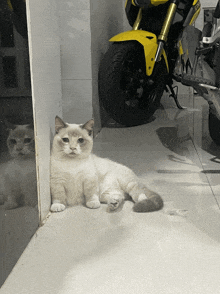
[98,41,168,126]
[208,111,220,146]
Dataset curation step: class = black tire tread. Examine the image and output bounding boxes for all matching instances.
[209,111,220,146]
[99,41,167,126]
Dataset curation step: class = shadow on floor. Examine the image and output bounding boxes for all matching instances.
[156,126,191,157]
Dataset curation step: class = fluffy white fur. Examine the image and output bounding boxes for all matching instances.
[50,117,163,213]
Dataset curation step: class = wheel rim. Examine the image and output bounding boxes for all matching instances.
[120,52,161,111]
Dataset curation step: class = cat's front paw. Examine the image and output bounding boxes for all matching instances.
[86,200,100,209]
[50,203,66,212]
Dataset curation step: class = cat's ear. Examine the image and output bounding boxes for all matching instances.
[55,116,67,133]
[4,120,16,131]
[81,119,94,136]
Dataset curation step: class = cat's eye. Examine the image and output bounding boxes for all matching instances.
[62,138,69,143]
[24,138,32,144]
[78,138,84,144]
[10,139,16,144]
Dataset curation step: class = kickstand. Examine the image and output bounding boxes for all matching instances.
[168,84,187,110]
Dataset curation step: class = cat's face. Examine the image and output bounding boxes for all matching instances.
[53,116,94,159]
[7,124,35,158]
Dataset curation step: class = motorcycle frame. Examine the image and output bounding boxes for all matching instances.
[110,0,201,77]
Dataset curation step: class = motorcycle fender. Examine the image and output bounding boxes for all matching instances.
[109,30,169,76]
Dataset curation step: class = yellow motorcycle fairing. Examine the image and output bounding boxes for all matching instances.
[150,0,169,5]
[109,30,169,76]
[131,0,169,6]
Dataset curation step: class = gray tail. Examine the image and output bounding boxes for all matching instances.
[133,192,163,213]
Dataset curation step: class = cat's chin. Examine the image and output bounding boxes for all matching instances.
[11,152,35,159]
[65,152,90,160]
[65,150,86,157]
[66,152,79,157]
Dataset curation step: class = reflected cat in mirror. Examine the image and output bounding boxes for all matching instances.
[0,122,38,209]
[50,116,163,213]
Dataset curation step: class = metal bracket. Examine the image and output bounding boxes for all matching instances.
[203,29,220,46]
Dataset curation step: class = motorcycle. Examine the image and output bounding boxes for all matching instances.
[98,0,220,146]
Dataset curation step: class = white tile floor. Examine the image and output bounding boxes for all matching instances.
[1,93,220,293]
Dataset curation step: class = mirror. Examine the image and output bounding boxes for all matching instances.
[0,0,38,287]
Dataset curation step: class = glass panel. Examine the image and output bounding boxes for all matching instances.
[0,0,39,287]
[1,21,14,48]
[2,56,18,88]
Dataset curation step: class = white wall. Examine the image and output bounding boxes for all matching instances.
[56,0,126,133]
[57,0,93,127]
[26,0,62,223]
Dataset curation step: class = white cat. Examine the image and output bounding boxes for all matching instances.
[0,123,38,209]
[50,116,163,213]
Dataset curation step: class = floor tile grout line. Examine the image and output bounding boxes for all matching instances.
[192,93,220,210]
[191,138,220,210]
